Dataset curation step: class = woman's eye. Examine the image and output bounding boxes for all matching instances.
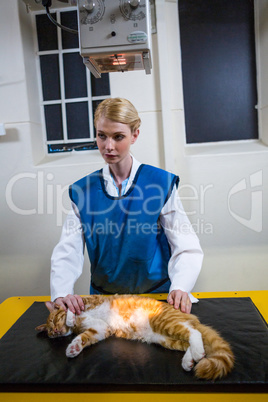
[97,133,106,140]
[115,135,124,141]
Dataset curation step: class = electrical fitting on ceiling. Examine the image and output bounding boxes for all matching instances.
[23,0,153,78]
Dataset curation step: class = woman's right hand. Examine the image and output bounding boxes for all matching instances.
[55,294,84,315]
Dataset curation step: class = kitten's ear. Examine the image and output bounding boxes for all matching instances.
[45,301,55,312]
[35,324,47,332]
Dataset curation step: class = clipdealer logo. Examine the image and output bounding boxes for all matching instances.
[227,170,263,233]
[5,170,263,234]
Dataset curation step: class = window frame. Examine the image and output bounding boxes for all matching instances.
[32,6,110,154]
[178,0,259,145]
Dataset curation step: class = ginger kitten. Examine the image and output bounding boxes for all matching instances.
[36,295,234,380]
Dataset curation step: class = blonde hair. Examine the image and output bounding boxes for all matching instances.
[94,98,141,133]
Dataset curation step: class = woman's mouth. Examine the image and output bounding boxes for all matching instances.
[105,154,117,158]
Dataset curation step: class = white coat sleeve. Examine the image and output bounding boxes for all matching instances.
[50,202,85,302]
[159,186,203,303]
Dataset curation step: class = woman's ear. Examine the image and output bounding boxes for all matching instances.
[131,129,139,144]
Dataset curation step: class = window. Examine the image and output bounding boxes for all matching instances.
[178,0,258,144]
[34,8,110,153]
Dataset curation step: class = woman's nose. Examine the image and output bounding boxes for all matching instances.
[105,138,114,151]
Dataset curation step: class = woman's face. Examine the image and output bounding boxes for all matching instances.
[96,117,139,165]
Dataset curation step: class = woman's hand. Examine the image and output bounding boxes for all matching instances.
[167,289,192,313]
[55,294,84,315]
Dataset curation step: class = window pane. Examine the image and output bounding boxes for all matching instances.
[36,13,58,51]
[179,0,258,143]
[63,53,87,99]
[48,142,98,153]
[36,10,111,153]
[48,144,70,153]
[61,11,79,49]
[66,102,90,139]
[92,100,104,137]
[44,104,63,141]
[40,55,61,101]
[91,73,111,97]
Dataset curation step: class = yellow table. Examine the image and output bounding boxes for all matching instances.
[0,291,267,402]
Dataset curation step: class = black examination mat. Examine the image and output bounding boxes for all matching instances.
[0,297,267,393]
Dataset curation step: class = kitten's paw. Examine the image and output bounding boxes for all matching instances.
[182,348,194,371]
[66,337,83,358]
[190,344,205,363]
[188,328,205,363]
[182,359,194,372]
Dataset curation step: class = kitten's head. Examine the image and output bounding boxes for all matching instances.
[35,302,72,338]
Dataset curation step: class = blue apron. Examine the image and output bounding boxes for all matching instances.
[69,164,179,294]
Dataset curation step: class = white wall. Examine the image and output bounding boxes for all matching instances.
[163,0,268,292]
[0,0,267,303]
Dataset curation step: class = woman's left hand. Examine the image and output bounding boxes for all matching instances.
[167,289,192,313]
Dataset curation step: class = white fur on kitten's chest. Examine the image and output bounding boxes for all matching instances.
[69,301,165,344]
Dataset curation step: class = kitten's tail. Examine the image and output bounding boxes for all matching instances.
[194,323,234,380]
